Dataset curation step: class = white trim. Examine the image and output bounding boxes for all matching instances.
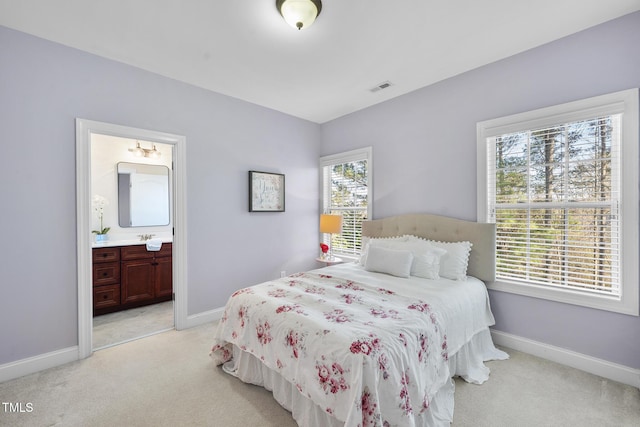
[76,120,93,360]
[75,119,188,359]
[320,146,373,167]
[491,329,640,389]
[478,90,632,138]
[185,307,225,329]
[0,304,215,382]
[4,326,636,392]
[171,127,189,331]
[477,89,639,316]
[319,146,373,257]
[0,347,78,384]
[0,304,213,383]
[488,279,632,314]
[320,146,373,220]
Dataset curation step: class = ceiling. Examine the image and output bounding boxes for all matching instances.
[1,0,639,123]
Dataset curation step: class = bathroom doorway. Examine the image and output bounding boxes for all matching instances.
[91,135,174,350]
[76,119,187,359]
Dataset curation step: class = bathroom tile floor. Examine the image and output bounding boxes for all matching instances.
[93,301,174,350]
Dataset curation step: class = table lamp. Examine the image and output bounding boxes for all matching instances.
[319,214,342,261]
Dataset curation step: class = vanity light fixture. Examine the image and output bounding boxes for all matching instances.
[276,0,322,30]
[128,141,161,159]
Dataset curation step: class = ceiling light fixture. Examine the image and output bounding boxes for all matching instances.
[276,0,322,30]
[128,141,161,159]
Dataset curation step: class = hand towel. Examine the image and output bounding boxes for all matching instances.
[146,238,163,252]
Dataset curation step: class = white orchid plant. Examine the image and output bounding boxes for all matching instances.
[92,195,111,235]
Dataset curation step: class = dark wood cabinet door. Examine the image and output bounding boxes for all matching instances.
[154,256,173,298]
[93,285,121,310]
[92,247,122,315]
[93,244,172,315]
[121,260,155,304]
[92,262,120,287]
[93,247,120,263]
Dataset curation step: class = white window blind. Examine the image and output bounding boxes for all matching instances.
[477,89,639,316]
[320,147,372,258]
[488,117,620,295]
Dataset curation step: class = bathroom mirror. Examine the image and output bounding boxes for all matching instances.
[117,162,170,227]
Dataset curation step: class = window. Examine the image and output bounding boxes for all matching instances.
[320,147,372,259]
[477,89,638,315]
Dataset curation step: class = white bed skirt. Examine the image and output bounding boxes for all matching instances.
[222,327,508,426]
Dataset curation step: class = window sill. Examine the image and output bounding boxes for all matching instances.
[487,279,638,317]
[332,254,359,263]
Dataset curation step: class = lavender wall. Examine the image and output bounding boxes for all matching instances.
[321,12,640,369]
[0,26,320,365]
[1,12,638,372]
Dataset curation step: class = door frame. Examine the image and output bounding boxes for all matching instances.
[76,119,188,359]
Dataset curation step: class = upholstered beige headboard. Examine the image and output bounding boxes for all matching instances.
[362,213,496,282]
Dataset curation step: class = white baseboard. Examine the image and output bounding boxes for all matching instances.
[1,308,223,384]
[0,346,78,384]
[184,307,224,329]
[491,329,640,389]
[2,323,636,392]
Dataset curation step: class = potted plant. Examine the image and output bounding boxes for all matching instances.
[92,195,110,242]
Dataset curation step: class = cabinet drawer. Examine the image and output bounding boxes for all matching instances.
[156,242,172,258]
[121,243,172,260]
[121,244,153,260]
[93,262,120,287]
[93,247,120,263]
[93,285,120,310]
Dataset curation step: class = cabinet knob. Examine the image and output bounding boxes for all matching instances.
[103,272,108,277]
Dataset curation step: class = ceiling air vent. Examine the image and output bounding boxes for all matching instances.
[370,81,393,93]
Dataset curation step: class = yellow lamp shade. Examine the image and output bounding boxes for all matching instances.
[320,214,342,234]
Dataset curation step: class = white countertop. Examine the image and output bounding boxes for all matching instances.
[92,237,173,248]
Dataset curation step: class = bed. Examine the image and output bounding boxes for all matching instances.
[211,213,508,426]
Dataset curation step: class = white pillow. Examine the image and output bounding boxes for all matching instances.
[364,245,413,278]
[402,240,447,279]
[359,236,409,266]
[428,240,472,280]
[380,238,447,279]
[406,236,472,280]
[411,252,442,279]
[361,237,447,279]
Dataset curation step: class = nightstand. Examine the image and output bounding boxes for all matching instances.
[315,256,343,266]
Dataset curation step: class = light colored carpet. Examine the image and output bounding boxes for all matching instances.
[453,351,640,426]
[0,322,638,427]
[92,301,174,350]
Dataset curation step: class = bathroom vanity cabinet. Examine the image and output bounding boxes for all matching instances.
[92,243,172,315]
[92,247,121,312]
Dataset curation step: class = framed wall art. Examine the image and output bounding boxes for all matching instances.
[249,171,285,212]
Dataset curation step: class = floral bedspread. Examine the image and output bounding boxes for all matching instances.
[211,272,452,426]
